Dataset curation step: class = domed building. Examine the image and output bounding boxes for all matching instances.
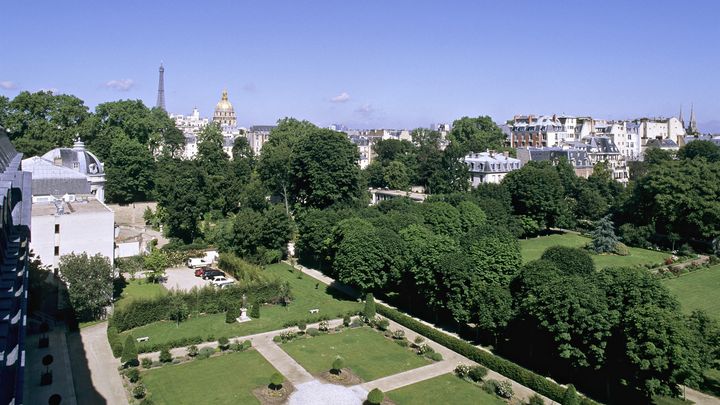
[37,139,106,202]
[213,89,237,128]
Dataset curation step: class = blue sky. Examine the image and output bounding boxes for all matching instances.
[1,1,719,131]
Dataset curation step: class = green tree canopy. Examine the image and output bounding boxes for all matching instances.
[541,246,595,276]
[503,161,569,229]
[59,253,114,321]
[105,134,155,203]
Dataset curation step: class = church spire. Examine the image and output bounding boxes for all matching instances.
[156,63,166,111]
[679,105,684,127]
[688,103,698,134]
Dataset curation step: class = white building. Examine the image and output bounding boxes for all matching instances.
[627,117,686,157]
[464,151,522,187]
[37,139,106,202]
[247,125,274,156]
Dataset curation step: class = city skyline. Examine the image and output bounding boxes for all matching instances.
[1,1,719,131]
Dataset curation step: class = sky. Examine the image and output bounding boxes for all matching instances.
[1,1,719,131]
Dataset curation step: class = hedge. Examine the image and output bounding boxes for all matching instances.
[111,279,287,332]
[107,326,124,358]
[376,304,596,404]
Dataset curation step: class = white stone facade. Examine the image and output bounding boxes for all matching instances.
[464,151,522,187]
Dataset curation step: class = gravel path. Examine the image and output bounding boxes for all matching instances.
[288,381,367,405]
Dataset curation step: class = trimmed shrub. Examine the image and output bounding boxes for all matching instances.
[363,293,376,320]
[197,347,215,359]
[482,380,498,395]
[614,242,629,256]
[561,384,580,405]
[413,336,425,347]
[376,318,389,331]
[367,388,384,404]
[427,352,443,361]
[297,321,307,333]
[121,335,139,367]
[417,344,434,355]
[226,307,237,324]
[454,364,471,378]
[468,365,488,382]
[343,315,351,327]
[141,357,152,368]
[395,339,409,348]
[270,372,284,390]
[159,348,172,363]
[242,340,252,350]
[132,384,146,399]
[218,336,230,351]
[377,304,572,403]
[250,301,260,318]
[392,329,405,340]
[496,380,514,399]
[107,326,123,358]
[272,335,281,343]
[528,394,545,405]
[187,345,199,357]
[307,327,320,337]
[332,357,344,374]
[126,367,140,383]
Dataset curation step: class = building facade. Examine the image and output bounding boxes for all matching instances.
[39,139,106,202]
[464,151,522,187]
[247,125,275,156]
[0,131,31,405]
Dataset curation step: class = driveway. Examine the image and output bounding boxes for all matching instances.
[162,266,214,292]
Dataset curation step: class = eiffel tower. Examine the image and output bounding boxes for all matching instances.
[156,63,166,111]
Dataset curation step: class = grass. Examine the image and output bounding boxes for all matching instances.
[141,350,277,404]
[115,279,167,310]
[387,373,505,405]
[663,265,720,320]
[520,233,669,269]
[281,327,430,381]
[122,263,361,350]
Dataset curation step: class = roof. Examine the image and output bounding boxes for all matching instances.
[249,125,276,132]
[21,156,90,196]
[646,138,679,148]
[40,139,104,176]
[31,198,113,216]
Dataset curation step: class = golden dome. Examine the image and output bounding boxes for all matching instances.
[215,89,233,112]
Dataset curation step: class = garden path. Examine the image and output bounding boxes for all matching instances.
[254,336,315,385]
[358,360,457,392]
[78,322,129,405]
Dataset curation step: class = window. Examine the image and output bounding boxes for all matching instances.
[54,246,59,256]
[54,224,60,234]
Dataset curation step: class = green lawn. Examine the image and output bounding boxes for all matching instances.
[387,373,505,405]
[141,350,277,404]
[281,327,430,381]
[122,263,361,350]
[663,265,720,320]
[116,279,167,310]
[520,233,669,269]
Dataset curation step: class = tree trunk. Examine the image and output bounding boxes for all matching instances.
[282,184,289,215]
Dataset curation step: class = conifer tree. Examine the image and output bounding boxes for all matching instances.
[590,215,618,254]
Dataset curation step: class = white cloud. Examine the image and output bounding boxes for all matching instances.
[104,79,135,91]
[330,92,351,103]
[0,81,18,90]
[355,103,375,116]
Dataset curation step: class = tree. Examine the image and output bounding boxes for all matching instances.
[259,204,294,252]
[121,335,138,367]
[590,215,619,254]
[159,347,173,363]
[250,300,260,318]
[105,134,155,203]
[331,357,344,374]
[367,388,384,404]
[167,294,188,327]
[561,385,580,405]
[143,249,169,283]
[457,200,486,234]
[363,293,376,320]
[364,161,387,188]
[449,116,505,154]
[154,157,207,242]
[383,160,410,190]
[290,128,362,209]
[503,161,568,229]
[270,372,284,390]
[332,218,387,291]
[541,246,595,276]
[226,306,238,324]
[196,123,228,176]
[59,253,113,321]
[464,225,522,285]
[419,201,461,238]
[678,140,720,162]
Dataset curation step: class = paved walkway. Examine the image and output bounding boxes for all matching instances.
[254,337,314,385]
[76,322,128,405]
[24,326,78,405]
[684,386,720,405]
[359,360,457,392]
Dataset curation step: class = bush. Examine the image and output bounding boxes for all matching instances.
[121,335,139,367]
[318,320,330,332]
[454,364,471,378]
[541,246,595,275]
[376,304,572,403]
[427,352,443,361]
[614,242,629,256]
[482,379,498,395]
[495,380,514,399]
[126,367,140,383]
[141,357,153,368]
[417,344,433,355]
[561,384,579,405]
[343,315,351,327]
[218,336,230,350]
[226,307,237,324]
[297,321,307,333]
[332,357,344,374]
[159,348,172,363]
[376,318,389,331]
[250,301,260,318]
[363,293,376,320]
[270,372,284,390]
[307,327,320,337]
[468,365,488,382]
[367,388,384,404]
[272,335,281,343]
[528,393,545,405]
[395,339,409,348]
[413,336,425,347]
[242,340,252,350]
[187,345,199,357]
[392,329,405,340]
[132,384,146,399]
[197,347,215,359]
[107,326,123,358]
[350,318,363,328]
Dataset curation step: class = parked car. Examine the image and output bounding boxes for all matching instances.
[202,269,224,280]
[194,267,209,277]
[211,277,232,286]
[217,281,235,289]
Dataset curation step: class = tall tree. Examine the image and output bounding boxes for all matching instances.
[154,157,207,242]
[332,218,387,291]
[503,161,568,229]
[590,215,619,254]
[59,253,114,321]
[449,116,506,153]
[383,160,410,190]
[105,134,155,203]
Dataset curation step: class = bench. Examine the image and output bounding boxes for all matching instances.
[136,336,150,342]
[309,309,319,314]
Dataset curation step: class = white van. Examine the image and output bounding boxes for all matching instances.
[187,257,210,268]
